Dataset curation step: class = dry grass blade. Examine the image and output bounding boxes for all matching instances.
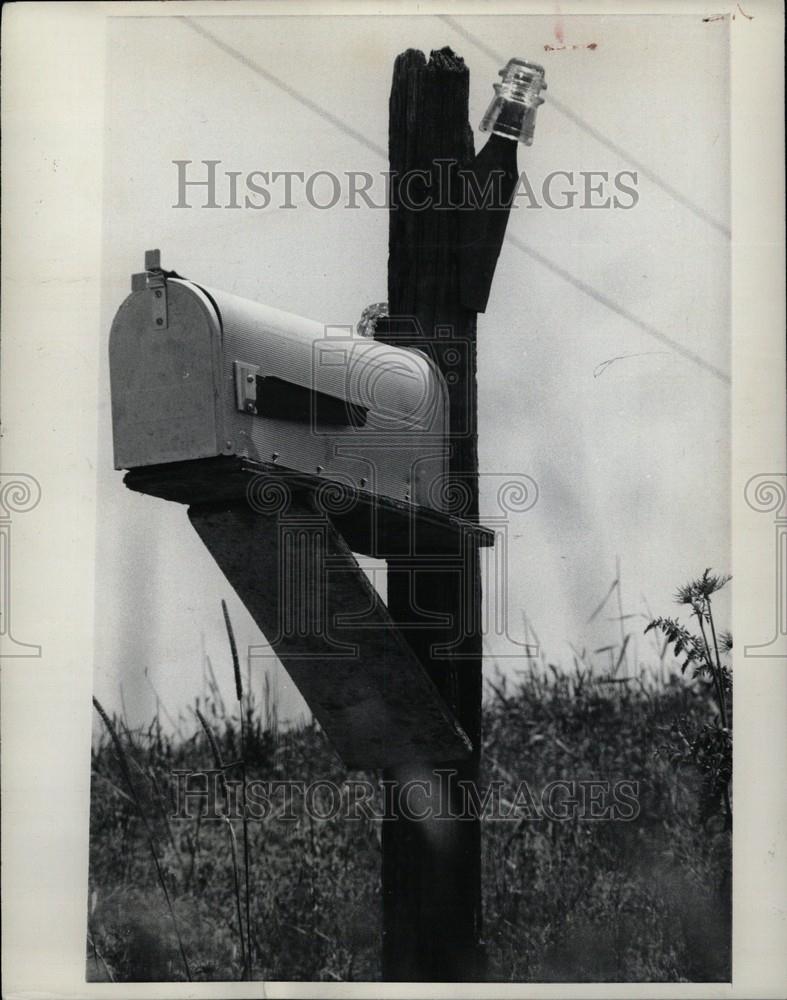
[195,707,250,980]
[87,928,115,982]
[587,578,618,624]
[221,599,254,978]
[221,598,243,703]
[221,600,254,979]
[147,766,189,883]
[204,655,227,717]
[92,696,192,982]
[612,634,632,677]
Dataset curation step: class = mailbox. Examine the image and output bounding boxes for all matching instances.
[108,252,493,768]
[110,252,449,513]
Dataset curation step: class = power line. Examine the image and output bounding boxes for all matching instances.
[504,232,730,382]
[439,14,731,239]
[182,18,387,160]
[180,16,730,385]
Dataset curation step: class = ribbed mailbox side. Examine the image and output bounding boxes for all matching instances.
[201,284,451,511]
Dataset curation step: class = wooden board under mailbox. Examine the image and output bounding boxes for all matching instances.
[125,456,494,558]
[188,498,473,769]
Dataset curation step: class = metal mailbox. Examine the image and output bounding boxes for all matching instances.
[108,252,493,768]
[110,252,450,512]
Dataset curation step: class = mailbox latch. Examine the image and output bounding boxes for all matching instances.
[234,361,260,415]
[131,249,169,329]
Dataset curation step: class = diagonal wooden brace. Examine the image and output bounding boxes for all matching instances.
[188,496,472,769]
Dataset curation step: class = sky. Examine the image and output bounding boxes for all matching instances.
[93,12,731,732]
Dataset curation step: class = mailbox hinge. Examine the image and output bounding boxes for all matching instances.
[131,249,169,329]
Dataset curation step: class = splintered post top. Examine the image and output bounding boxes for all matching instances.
[480,58,547,145]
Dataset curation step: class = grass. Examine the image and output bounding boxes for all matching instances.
[480,661,731,981]
[88,620,731,982]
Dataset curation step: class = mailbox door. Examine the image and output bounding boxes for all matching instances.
[109,280,226,469]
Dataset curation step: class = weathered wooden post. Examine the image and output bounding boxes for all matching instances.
[377,47,546,982]
[376,47,483,982]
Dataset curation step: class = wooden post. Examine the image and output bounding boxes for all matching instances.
[377,47,484,982]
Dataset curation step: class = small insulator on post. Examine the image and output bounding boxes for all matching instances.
[458,58,547,313]
[480,58,547,146]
